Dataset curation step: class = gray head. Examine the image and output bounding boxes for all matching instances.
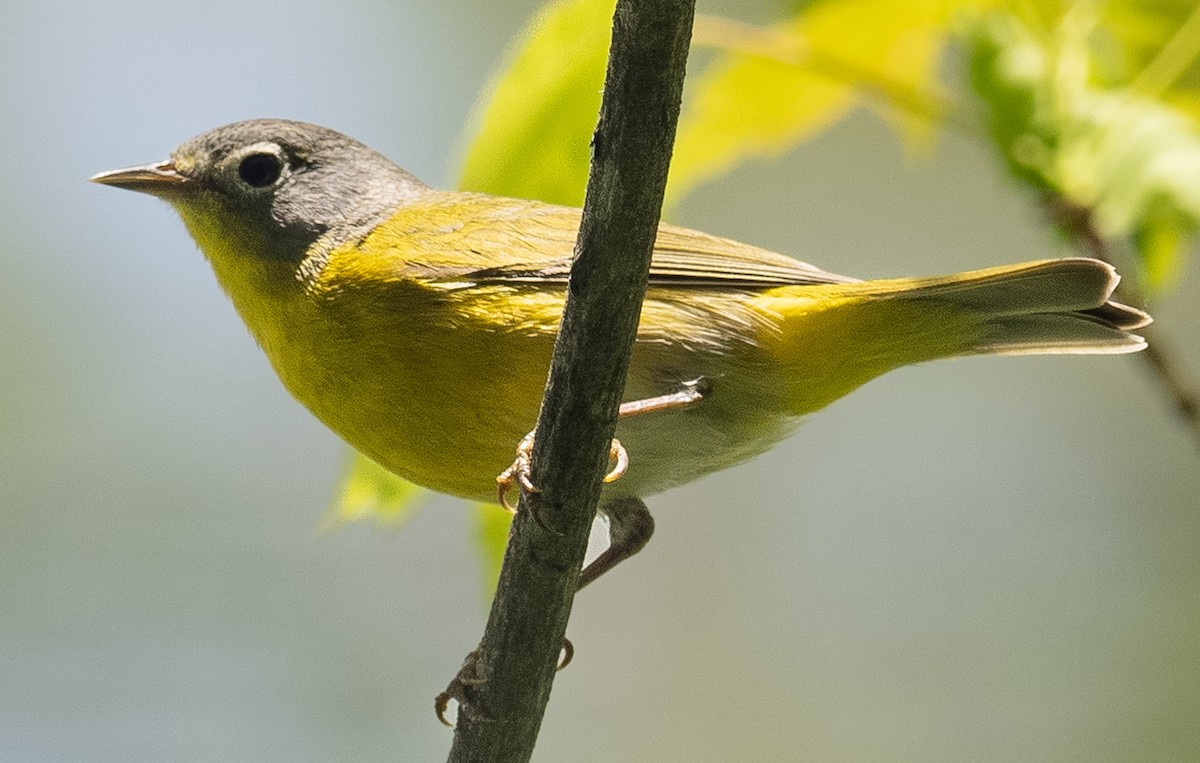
[92,119,430,261]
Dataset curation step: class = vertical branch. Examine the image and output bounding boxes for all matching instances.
[445,1,696,761]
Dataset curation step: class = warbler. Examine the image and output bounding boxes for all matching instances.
[92,119,1150,587]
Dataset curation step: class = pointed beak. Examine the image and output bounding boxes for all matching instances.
[90,160,192,197]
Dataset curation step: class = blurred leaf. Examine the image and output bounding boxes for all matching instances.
[968,10,1200,290]
[472,503,514,596]
[669,0,996,201]
[457,0,996,208]
[456,0,614,205]
[1080,94,1200,289]
[1103,0,1200,121]
[965,11,1061,190]
[321,451,428,532]
[669,14,856,198]
[1136,202,1192,287]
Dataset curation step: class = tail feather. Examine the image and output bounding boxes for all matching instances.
[765,257,1148,417]
[976,312,1148,355]
[887,258,1151,356]
[1082,300,1153,331]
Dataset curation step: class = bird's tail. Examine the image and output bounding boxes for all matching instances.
[864,257,1151,356]
[762,258,1150,417]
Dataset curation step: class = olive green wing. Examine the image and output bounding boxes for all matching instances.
[404,191,857,290]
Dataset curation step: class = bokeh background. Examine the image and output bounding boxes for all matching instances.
[2,0,1198,760]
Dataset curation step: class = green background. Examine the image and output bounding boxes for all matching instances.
[2,0,1198,760]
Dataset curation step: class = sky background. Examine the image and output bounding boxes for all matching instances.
[2,0,1198,760]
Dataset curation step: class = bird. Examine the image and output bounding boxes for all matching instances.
[92,118,1151,588]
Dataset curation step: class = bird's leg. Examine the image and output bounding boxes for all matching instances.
[573,379,708,588]
[435,645,486,727]
[578,496,654,590]
[496,435,627,538]
[435,638,575,727]
[497,433,628,515]
[495,377,708,512]
[495,432,538,513]
[616,376,708,417]
[449,379,707,713]
[493,377,708,578]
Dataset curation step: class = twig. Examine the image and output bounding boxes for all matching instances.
[1049,196,1200,447]
[444,2,696,761]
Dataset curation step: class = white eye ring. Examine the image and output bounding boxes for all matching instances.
[231,142,289,191]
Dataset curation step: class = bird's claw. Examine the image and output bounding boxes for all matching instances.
[434,639,574,727]
[603,439,628,484]
[496,433,538,513]
[435,647,488,728]
[496,434,629,517]
[558,637,575,670]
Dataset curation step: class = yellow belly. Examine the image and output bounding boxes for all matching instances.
[200,211,979,504]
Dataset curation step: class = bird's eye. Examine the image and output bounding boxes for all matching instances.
[238,152,284,188]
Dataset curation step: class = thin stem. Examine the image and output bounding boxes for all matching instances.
[444,2,696,761]
[1049,196,1200,448]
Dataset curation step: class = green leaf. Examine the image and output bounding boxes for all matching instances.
[456,0,614,205]
[1082,94,1200,289]
[669,0,995,203]
[1103,0,1200,121]
[457,0,991,208]
[669,14,857,199]
[965,11,1059,191]
[320,451,428,531]
[472,503,515,597]
[968,11,1200,291]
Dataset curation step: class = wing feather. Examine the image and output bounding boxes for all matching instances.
[404,192,856,290]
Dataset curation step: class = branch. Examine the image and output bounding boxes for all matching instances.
[444,2,696,761]
[1049,196,1200,448]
